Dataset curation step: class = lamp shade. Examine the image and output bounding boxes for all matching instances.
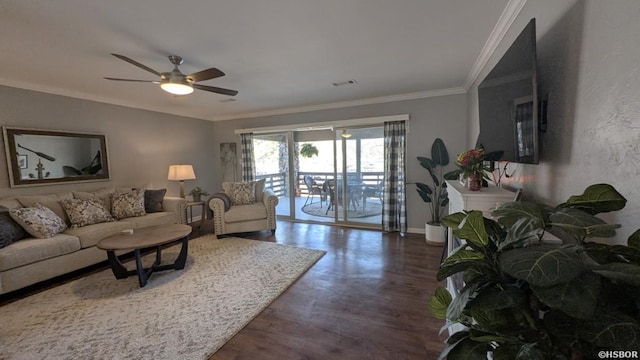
[168,164,196,181]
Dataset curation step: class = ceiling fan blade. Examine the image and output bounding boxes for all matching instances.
[104,77,158,83]
[193,84,238,96]
[187,68,225,82]
[111,53,161,77]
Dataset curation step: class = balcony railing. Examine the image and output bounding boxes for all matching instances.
[256,171,384,198]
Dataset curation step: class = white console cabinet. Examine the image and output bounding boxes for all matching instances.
[444,180,516,335]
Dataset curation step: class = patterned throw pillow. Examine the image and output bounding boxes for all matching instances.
[110,189,146,219]
[60,198,114,228]
[17,194,72,226]
[224,182,256,205]
[73,188,115,215]
[9,203,67,239]
[0,206,27,248]
[144,189,166,213]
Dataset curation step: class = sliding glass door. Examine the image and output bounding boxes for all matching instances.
[252,126,383,228]
[334,126,384,226]
[253,133,290,217]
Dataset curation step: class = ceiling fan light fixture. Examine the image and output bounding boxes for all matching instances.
[160,80,194,95]
[341,130,352,139]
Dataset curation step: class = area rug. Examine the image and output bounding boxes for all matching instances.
[302,201,382,218]
[0,235,325,360]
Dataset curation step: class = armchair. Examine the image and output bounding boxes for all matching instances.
[208,180,279,238]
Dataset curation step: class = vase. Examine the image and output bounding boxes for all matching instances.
[193,194,202,202]
[468,173,482,191]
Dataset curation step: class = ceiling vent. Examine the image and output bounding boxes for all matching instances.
[332,79,358,87]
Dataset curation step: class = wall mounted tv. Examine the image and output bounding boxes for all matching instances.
[476,18,541,164]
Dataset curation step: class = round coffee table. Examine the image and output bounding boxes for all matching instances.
[97,224,192,287]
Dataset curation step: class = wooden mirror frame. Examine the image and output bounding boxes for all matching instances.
[2,127,110,187]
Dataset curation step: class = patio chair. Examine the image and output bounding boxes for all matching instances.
[303,175,326,207]
[362,181,383,210]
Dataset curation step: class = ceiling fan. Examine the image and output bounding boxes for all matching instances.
[104,53,238,96]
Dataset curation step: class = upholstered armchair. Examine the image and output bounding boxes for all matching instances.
[207,179,279,238]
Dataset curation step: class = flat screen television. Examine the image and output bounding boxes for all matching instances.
[476,18,540,164]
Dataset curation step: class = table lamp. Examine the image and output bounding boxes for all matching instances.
[168,164,196,198]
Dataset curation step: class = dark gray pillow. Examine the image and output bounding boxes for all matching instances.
[144,189,166,213]
[211,192,231,211]
[0,205,27,249]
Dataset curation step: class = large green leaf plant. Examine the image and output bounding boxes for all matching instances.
[429,184,640,359]
[416,138,459,225]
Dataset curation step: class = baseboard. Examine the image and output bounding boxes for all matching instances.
[407,227,425,234]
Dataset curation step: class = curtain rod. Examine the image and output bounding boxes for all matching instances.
[234,114,409,135]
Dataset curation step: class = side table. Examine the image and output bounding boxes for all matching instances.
[185,201,206,229]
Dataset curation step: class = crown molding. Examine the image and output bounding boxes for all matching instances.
[463,0,528,90]
[0,78,207,121]
[211,87,466,121]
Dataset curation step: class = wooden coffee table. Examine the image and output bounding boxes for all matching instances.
[97,224,192,287]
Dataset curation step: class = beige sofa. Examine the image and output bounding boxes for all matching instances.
[208,180,278,238]
[0,188,187,295]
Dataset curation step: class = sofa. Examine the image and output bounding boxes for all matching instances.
[208,179,278,238]
[0,187,187,295]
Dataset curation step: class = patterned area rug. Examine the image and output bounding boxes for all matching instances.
[0,235,325,360]
[302,201,382,218]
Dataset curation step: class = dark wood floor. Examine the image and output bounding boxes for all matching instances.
[0,220,448,359]
[196,221,448,359]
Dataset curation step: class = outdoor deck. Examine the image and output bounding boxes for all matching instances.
[276,195,382,227]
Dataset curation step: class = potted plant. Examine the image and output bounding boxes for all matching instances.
[429,183,640,359]
[188,186,210,202]
[416,138,459,245]
[297,143,319,196]
[299,143,319,158]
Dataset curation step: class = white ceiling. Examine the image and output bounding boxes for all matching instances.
[0,0,517,121]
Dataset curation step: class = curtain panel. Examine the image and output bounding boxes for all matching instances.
[382,121,407,233]
[240,133,256,182]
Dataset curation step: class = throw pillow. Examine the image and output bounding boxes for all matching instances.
[144,189,166,213]
[0,205,27,248]
[17,194,72,225]
[211,192,231,211]
[73,188,115,215]
[60,198,114,228]
[224,182,256,205]
[110,189,146,219]
[9,203,67,239]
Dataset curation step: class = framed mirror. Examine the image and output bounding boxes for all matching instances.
[2,127,110,187]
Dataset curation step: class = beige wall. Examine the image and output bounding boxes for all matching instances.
[0,85,467,232]
[0,86,216,220]
[468,0,639,244]
[212,94,468,232]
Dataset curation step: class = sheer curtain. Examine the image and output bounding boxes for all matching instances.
[382,121,407,233]
[240,133,255,182]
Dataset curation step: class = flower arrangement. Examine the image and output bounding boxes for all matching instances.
[455,148,490,179]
